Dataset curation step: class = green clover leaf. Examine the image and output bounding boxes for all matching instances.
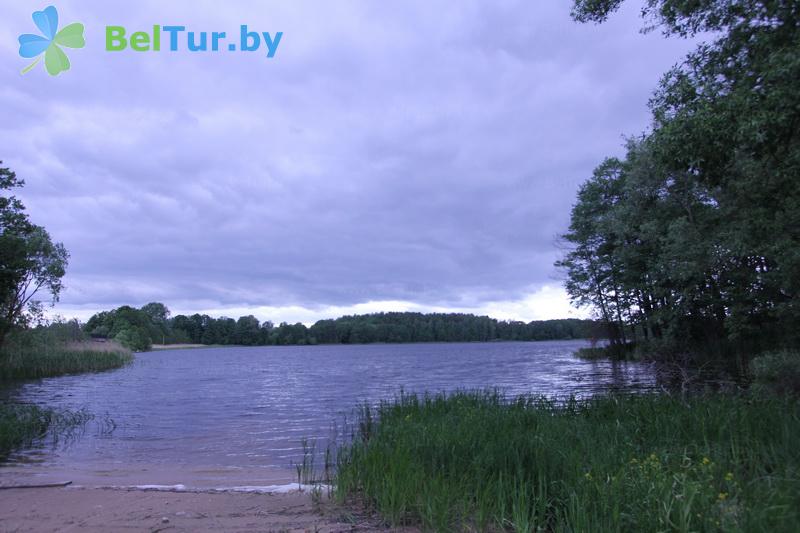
[55,22,86,48]
[18,7,85,76]
[44,43,71,76]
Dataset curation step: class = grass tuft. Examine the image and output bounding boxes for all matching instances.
[0,403,93,460]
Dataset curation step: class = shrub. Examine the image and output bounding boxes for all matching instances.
[751,350,800,395]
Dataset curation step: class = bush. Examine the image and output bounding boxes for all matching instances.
[113,328,151,351]
[751,350,800,395]
[574,342,635,360]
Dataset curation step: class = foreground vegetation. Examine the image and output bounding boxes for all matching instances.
[0,322,126,463]
[0,403,92,460]
[335,391,800,532]
[0,404,51,458]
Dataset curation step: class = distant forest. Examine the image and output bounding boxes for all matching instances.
[83,303,601,351]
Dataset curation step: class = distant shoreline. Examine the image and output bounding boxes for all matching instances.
[149,343,222,351]
[147,338,594,351]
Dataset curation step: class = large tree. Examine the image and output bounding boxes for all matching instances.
[0,163,69,348]
[560,0,800,354]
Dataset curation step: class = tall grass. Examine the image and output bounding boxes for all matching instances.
[0,340,133,380]
[0,403,93,460]
[335,391,800,532]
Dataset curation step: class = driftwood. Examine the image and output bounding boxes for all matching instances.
[0,481,72,490]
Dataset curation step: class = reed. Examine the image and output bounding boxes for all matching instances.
[335,391,800,532]
[0,403,92,459]
[0,341,133,380]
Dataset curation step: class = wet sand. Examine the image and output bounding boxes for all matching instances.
[0,485,413,532]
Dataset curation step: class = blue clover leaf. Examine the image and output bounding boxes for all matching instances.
[18,6,85,76]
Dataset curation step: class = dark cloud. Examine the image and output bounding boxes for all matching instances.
[0,1,695,322]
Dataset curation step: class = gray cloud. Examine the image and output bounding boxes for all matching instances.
[0,1,695,320]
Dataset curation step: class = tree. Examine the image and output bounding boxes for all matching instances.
[0,163,68,347]
[84,305,158,350]
[140,302,170,344]
[141,302,170,324]
[557,157,632,346]
[559,0,800,355]
[233,315,261,345]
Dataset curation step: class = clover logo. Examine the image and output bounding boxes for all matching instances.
[18,6,85,76]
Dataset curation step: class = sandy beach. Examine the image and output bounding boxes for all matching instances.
[0,485,413,532]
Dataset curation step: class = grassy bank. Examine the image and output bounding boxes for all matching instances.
[0,403,92,460]
[0,341,133,380]
[335,391,800,532]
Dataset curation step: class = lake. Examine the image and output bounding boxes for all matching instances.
[1,340,659,489]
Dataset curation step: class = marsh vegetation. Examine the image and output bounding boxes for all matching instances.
[334,391,800,532]
[0,403,93,461]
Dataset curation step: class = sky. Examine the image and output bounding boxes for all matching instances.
[0,1,696,325]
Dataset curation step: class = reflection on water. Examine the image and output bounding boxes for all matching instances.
[1,340,660,486]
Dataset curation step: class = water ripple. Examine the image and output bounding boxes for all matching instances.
[0,340,657,485]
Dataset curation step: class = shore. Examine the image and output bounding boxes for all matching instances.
[149,344,215,351]
[0,485,413,532]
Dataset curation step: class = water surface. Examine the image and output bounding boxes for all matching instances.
[1,341,658,487]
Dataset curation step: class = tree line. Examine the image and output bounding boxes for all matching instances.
[84,303,601,351]
[559,1,799,358]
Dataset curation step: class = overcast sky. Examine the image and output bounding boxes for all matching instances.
[0,1,695,324]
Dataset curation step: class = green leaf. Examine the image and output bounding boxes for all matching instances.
[54,23,85,48]
[44,44,70,76]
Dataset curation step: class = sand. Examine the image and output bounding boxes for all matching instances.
[148,344,210,350]
[0,485,414,532]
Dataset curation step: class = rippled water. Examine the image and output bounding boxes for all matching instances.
[1,341,659,487]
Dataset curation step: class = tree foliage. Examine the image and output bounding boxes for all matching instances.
[86,305,601,348]
[85,305,165,351]
[0,163,68,347]
[560,0,800,356]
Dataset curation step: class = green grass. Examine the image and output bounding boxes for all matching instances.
[0,341,133,380]
[0,403,92,460]
[334,391,800,532]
